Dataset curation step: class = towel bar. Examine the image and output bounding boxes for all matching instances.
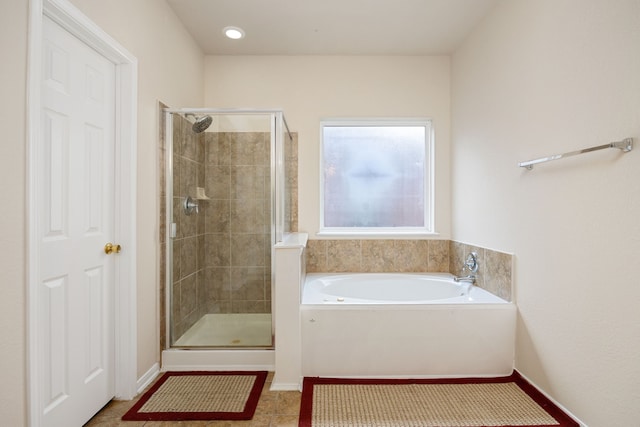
[518,138,633,170]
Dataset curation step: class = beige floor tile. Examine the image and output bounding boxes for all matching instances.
[144,422,210,427]
[275,392,301,415]
[253,396,277,415]
[270,415,299,427]
[247,414,272,427]
[84,418,145,427]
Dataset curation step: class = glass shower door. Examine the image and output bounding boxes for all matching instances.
[167,110,281,348]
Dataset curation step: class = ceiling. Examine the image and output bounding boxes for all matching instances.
[166,0,499,55]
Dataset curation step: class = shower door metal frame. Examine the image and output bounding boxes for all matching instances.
[163,108,289,349]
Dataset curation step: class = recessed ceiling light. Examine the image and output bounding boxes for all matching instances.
[223,26,245,40]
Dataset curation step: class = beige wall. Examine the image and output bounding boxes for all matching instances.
[0,1,29,425]
[0,0,203,423]
[452,0,640,425]
[204,55,452,239]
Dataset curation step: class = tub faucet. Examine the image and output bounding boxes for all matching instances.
[454,274,476,284]
[454,252,479,285]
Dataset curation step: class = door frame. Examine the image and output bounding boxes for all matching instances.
[26,0,138,425]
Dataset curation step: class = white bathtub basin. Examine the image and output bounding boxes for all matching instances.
[303,272,505,304]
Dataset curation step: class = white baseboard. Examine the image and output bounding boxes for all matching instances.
[136,362,160,395]
[269,382,302,392]
[516,370,587,426]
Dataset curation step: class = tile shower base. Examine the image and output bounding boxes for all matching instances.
[174,313,273,347]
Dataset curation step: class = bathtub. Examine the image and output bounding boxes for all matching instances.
[303,272,504,304]
[301,272,516,378]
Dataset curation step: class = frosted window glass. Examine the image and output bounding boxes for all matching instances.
[322,124,429,229]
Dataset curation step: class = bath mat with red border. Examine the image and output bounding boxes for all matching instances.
[299,371,578,427]
[122,371,267,421]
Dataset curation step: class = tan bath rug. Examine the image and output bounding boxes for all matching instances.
[299,371,578,427]
[122,371,266,421]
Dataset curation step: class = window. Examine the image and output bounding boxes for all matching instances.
[320,119,433,235]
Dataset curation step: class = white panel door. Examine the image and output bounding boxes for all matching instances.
[38,15,116,427]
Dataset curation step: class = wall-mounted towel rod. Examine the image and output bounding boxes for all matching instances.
[518,138,633,170]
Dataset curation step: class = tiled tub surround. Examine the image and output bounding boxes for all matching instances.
[450,241,512,302]
[305,239,512,301]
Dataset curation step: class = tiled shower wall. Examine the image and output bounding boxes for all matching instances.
[170,114,207,339]
[201,130,273,318]
[284,132,299,233]
[305,239,513,301]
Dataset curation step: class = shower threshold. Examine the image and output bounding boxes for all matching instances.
[173,313,273,347]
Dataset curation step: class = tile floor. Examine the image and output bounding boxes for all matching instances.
[84,372,300,427]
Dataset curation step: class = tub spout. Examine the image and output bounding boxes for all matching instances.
[454,275,476,285]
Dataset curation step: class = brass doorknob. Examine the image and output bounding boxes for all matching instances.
[104,243,122,255]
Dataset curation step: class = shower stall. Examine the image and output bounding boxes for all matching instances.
[163,108,293,355]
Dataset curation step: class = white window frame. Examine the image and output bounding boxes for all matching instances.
[319,118,435,236]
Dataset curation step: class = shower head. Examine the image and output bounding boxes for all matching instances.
[186,114,213,133]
